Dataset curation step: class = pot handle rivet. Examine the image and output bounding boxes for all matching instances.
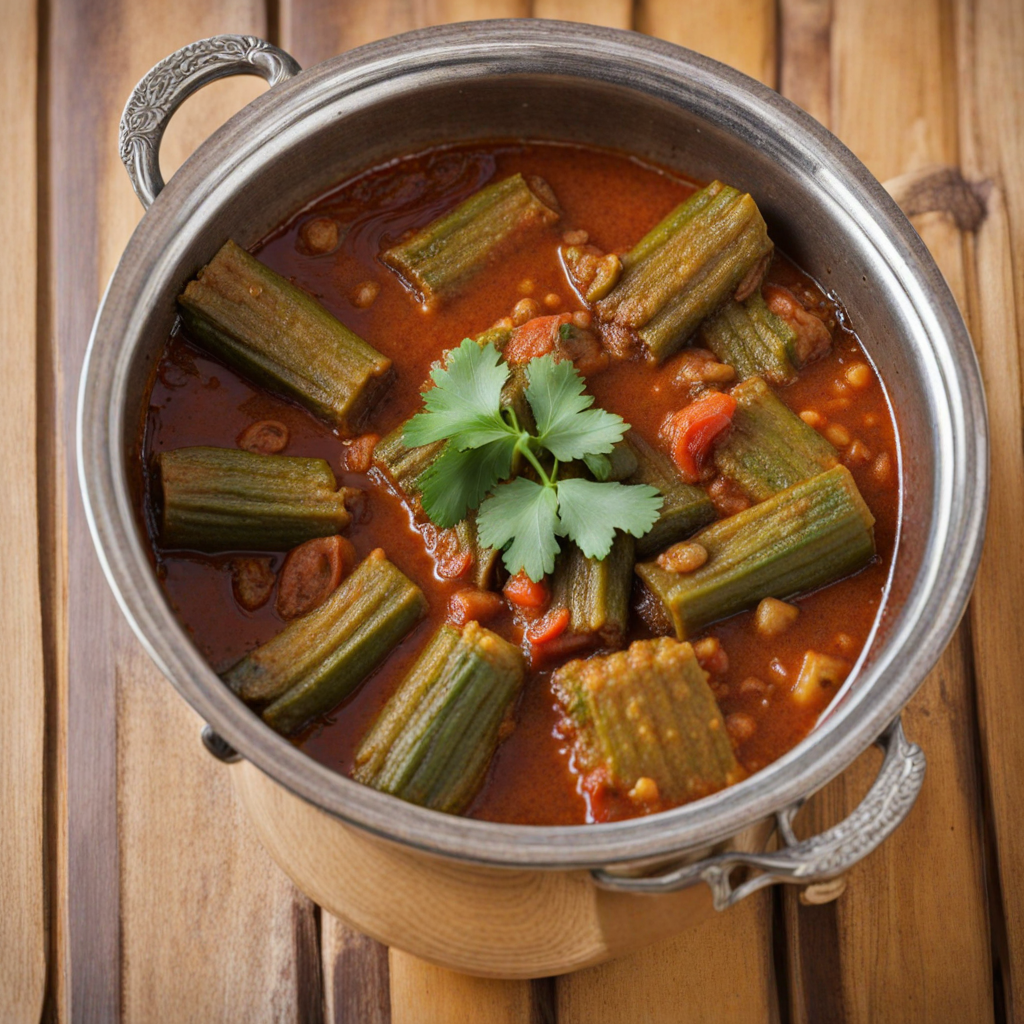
[591,716,924,909]
[201,724,242,764]
[118,34,301,209]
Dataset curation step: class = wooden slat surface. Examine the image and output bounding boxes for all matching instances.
[13,0,1022,1020]
[0,0,46,1021]
[555,3,782,1018]
[778,1,995,1020]
[955,0,1024,1017]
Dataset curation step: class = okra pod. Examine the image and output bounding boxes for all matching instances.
[636,466,876,639]
[353,620,525,813]
[550,534,635,649]
[223,548,428,736]
[595,181,774,362]
[713,376,838,501]
[179,240,393,432]
[157,446,355,552]
[372,427,499,589]
[698,291,798,385]
[381,173,560,306]
[553,637,742,807]
[625,431,717,558]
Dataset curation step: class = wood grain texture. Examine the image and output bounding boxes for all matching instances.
[323,914,391,1024]
[278,3,534,1020]
[558,4,782,1016]
[558,896,779,1024]
[0,0,46,1021]
[637,0,776,84]
[50,1,327,1020]
[779,1,994,1020]
[955,0,1024,1018]
[282,0,529,65]
[532,0,632,29]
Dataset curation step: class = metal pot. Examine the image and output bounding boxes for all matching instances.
[79,22,988,978]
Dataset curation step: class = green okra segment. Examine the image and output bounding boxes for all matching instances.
[157,446,355,552]
[625,431,717,558]
[372,427,499,589]
[713,376,838,501]
[353,620,525,814]
[381,173,560,306]
[699,291,798,385]
[636,466,876,639]
[550,534,634,649]
[553,637,742,806]
[223,548,428,736]
[179,241,392,433]
[595,181,773,363]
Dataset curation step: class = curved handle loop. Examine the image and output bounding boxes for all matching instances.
[593,716,924,909]
[119,34,301,209]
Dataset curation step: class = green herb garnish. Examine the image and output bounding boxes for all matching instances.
[404,339,663,581]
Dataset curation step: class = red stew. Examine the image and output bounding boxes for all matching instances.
[140,141,898,826]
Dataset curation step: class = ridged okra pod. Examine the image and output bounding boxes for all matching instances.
[179,241,393,432]
[353,620,525,813]
[381,173,560,306]
[553,637,742,808]
[550,534,634,649]
[372,427,499,589]
[625,431,717,558]
[157,446,355,552]
[595,181,773,362]
[223,548,428,736]
[636,466,876,639]
[713,376,838,501]
[699,291,798,385]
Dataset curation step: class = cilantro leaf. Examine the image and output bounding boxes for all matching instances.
[477,477,561,581]
[556,478,664,560]
[526,356,628,461]
[418,436,517,528]
[584,452,612,481]
[404,339,513,450]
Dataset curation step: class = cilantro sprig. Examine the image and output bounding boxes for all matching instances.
[404,338,663,581]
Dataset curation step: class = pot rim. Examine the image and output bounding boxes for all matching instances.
[78,19,988,869]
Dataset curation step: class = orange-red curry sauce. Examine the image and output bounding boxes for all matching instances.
[141,142,899,826]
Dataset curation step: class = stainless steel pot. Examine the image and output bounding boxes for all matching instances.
[78,23,988,976]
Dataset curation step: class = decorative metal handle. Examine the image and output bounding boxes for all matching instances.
[119,34,301,209]
[593,717,924,908]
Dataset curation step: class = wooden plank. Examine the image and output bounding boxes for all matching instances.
[0,0,46,1021]
[279,4,538,1022]
[322,916,391,1024]
[49,1,327,1020]
[532,0,632,29]
[282,0,530,66]
[778,1,994,1020]
[954,0,1024,1018]
[556,5,781,1022]
[636,0,776,85]
[557,897,778,1024]
[389,953,550,1024]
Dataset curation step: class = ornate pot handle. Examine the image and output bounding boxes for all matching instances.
[592,716,924,908]
[119,34,301,209]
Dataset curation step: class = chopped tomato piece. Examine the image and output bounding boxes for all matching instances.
[526,606,570,645]
[341,433,379,473]
[448,588,505,626]
[503,571,550,609]
[662,390,737,482]
[503,314,572,364]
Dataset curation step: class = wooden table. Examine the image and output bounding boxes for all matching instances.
[3,0,1022,1020]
